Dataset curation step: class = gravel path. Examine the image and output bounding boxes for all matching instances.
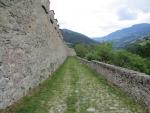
[47,58,145,113]
[4,57,146,113]
[47,65,72,113]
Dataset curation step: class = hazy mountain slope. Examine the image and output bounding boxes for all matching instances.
[61,29,98,45]
[93,23,150,48]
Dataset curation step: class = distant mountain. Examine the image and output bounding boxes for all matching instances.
[93,37,104,42]
[93,23,150,48]
[61,29,98,45]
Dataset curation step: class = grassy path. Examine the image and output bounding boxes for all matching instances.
[3,57,148,113]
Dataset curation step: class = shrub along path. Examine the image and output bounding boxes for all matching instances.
[3,57,148,113]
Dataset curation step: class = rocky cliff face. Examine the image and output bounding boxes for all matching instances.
[0,0,74,109]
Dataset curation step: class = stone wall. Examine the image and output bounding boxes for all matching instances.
[0,0,74,109]
[78,57,150,110]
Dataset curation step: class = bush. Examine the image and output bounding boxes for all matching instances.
[74,44,88,58]
[74,43,150,75]
[113,50,150,74]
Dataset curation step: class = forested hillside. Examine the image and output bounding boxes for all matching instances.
[61,29,98,45]
[126,36,150,59]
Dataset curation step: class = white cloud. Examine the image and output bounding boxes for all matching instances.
[50,0,150,37]
[117,7,137,20]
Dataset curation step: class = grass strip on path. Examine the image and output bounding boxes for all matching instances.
[1,57,148,113]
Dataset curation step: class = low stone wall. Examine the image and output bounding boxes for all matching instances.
[78,57,150,110]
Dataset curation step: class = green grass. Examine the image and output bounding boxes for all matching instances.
[2,58,71,113]
[1,57,149,113]
[64,59,79,113]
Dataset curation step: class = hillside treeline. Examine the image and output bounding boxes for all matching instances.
[74,42,150,75]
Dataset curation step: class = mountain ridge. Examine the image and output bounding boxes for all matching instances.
[61,29,99,45]
[93,23,150,48]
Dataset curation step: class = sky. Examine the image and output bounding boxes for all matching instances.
[50,0,150,37]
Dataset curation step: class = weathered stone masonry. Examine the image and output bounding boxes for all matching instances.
[0,0,75,109]
[78,57,150,111]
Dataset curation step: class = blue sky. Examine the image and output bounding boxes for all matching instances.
[50,0,150,37]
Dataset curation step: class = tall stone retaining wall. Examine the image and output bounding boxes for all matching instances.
[0,0,74,109]
[78,57,150,110]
